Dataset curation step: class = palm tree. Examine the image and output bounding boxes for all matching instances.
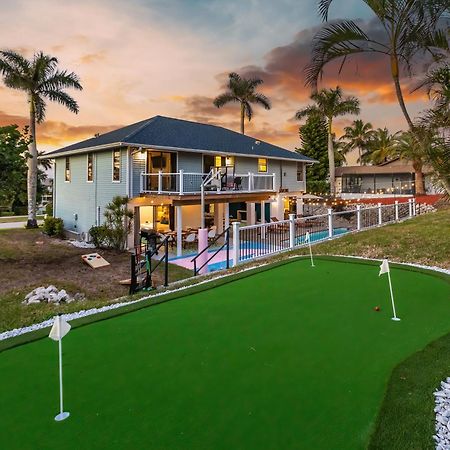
[396,128,433,196]
[213,72,271,134]
[340,119,374,165]
[415,63,450,131]
[306,1,449,130]
[296,86,360,194]
[362,128,399,165]
[0,50,82,228]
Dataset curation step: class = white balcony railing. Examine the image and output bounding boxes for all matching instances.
[140,170,276,195]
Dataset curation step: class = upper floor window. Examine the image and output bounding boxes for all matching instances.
[87,153,94,182]
[258,158,267,173]
[297,162,304,181]
[112,150,121,182]
[65,157,70,182]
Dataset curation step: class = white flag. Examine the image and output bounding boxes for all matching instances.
[305,232,310,243]
[379,259,390,276]
[49,316,71,341]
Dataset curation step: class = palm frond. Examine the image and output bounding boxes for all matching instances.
[38,70,82,92]
[251,92,271,110]
[0,50,30,74]
[304,20,387,88]
[295,105,322,120]
[213,92,238,108]
[41,90,79,116]
[318,0,334,21]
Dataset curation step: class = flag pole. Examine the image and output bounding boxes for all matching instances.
[308,239,315,267]
[54,316,70,421]
[387,271,400,321]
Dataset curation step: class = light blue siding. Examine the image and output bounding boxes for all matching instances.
[178,151,202,173]
[54,149,127,236]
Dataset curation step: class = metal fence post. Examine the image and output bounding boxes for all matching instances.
[356,204,361,231]
[232,221,240,267]
[394,200,399,221]
[327,208,333,238]
[408,198,412,217]
[289,213,295,248]
[378,202,382,225]
[158,170,162,194]
[412,197,416,216]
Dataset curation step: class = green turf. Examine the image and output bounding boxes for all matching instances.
[0,259,448,450]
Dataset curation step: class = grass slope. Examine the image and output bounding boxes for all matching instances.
[0,259,448,450]
[296,208,450,269]
[369,332,450,450]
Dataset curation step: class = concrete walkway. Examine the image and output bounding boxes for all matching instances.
[0,220,43,230]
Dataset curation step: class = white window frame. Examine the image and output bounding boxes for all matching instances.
[296,162,305,182]
[86,153,94,183]
[112,149,121,183]
[64,156,71,182]
[257,158,268,173]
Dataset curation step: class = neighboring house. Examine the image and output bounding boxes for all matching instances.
[335,158,436,198]
[44,115,315,253]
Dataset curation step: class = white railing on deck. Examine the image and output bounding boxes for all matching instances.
[231,198,424,267]
[140,171,276,195]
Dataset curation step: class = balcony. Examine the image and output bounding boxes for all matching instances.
[140,170,276,195]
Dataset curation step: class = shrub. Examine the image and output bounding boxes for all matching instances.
[89,225,111,248]
[89,196,133,250]
[42,217,64,238]
[45,202,53,217]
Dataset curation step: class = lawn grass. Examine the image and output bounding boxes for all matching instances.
[294,208,450,269]
[0,229,191,332]
[368,331,450,450]
[0,258,448,450]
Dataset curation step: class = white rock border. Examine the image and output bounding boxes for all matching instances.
[434,377,450,449]
[1,254,448,341]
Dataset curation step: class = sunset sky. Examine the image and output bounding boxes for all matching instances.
[0,0,432,152]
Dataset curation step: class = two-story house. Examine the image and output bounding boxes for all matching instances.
[45,115,315,254]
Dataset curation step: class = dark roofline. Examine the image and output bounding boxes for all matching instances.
[44,115,317,163]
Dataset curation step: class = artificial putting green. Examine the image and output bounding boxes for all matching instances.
[0,258,449,450]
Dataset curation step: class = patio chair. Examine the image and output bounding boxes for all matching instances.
[183,232,197,248]
[207,228,216,243]
[233,176,242,190]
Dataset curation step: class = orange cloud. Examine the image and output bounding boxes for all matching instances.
[0,111,122,149]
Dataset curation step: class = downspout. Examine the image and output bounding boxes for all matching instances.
[53,159,56,218]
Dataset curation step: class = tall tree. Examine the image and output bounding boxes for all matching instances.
[0,125,29,210]
[296,86,359,194]
[340,119,374,165]
[396,129,432,195]
[0,50,82,227]
[297,114,329,193]
[362,128,399,165]
[213,72,271,134]
[306,1,449,129]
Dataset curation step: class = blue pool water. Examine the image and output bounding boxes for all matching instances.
[206,228,350,272]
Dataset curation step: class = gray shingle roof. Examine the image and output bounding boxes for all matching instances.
[45,115,315,162]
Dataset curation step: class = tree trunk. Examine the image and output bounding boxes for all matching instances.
[391,54,414,130]
[240,103,245,134]
[26,95,38,228]
[413,160,426,195]
[327,119,335,195]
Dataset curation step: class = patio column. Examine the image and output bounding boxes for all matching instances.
[260,201,266,239]
[296,197,304,217]
[176,205,182,257]
[214,203,224,233]
[246,202,256,225]
[270,194,284,221]
[224,203,230,230]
